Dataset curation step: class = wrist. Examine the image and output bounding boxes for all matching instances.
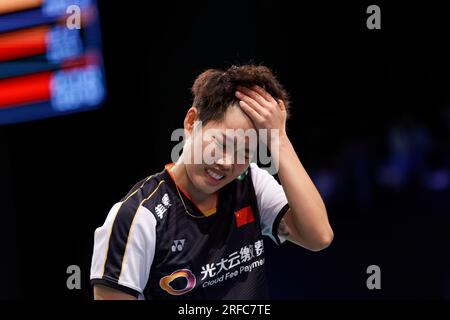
[267,131,290,165]
[277,131,290,148]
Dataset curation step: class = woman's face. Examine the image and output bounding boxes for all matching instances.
[183,105,257,195]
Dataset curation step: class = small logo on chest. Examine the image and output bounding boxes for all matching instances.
[171,239,186,252]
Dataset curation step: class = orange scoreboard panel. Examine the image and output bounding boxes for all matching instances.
[0,0,105,125]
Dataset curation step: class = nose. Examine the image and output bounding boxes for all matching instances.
[215,152,233,171]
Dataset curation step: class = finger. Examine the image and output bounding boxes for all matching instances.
[253,85,276,104]
[235,90,267,115]
[238,100,264,124]
[277,99,286,111]
[237,86,270,108]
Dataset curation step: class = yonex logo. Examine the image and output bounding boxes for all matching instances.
[171,239,186,252]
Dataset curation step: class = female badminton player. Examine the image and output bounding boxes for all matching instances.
[90,65,334,299]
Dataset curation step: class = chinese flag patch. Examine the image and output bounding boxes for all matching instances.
[234,206,255,228]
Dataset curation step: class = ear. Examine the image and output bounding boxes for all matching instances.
[184,107,199,136]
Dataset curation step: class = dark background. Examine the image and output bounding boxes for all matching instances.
[1,0,449,300]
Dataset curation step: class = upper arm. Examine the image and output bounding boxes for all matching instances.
[279,208,334,250]
[94,284,137,300]
[277,208,306,247]
[90,202,157,299]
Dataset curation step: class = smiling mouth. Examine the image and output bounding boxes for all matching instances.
[205,168,225,181]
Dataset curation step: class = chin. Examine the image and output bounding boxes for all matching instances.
[198,179,222,194]
[197,176,228,195]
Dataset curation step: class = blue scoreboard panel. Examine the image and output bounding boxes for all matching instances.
[0,0,105,125]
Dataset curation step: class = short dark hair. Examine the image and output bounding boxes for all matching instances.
[191,65,290,124]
